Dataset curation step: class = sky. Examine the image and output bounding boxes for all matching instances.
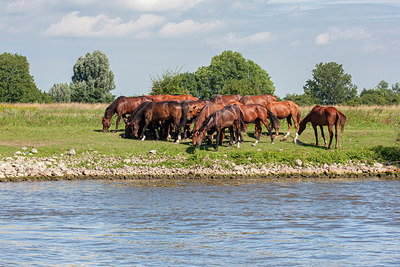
[1,0,399,98]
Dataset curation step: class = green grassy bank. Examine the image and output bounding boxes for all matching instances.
[1,103,399,168]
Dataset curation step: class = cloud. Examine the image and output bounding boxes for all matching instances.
[159,20,222,37]
[44,12,165,37]
[117,0,206,12]
[5,0,46,13]
[315,27,372,45]
[223,31,276,45]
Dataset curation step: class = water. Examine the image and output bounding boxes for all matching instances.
[1,178,400,266]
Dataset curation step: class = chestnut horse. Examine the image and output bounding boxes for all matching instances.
[192,103,226,146]
[126,101,183,142]
[179,100,211,139]
[102,96,151,133]
[145,94,198,102]
[210,94,242,105]
[195,105,245,152]
[239,94,277,106]
[266,100,301,143]
[234,103,281,145]
[298,105,346,149]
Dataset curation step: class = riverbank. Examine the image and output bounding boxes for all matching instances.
[1,150,399,182]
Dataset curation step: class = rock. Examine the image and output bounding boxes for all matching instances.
[123,159,131,164]
[257,148,262,151]
[234,165,244,172]
[30,148,38,154]
[14,151,22,155]
[149,150,157,155]
[295,159,303,167]
[67,149,76,156]
[22,147,28,151]
[373,163,383,168]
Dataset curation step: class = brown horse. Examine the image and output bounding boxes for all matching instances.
[239,94,277,106]
[145,94,198,102]
[195,105,245,152]
[102,96,151,133]
[179,100,211,139]
[234,103,281,145]
[210,94,242,105]
[192,103,226,146]
[126,101,183,142]
[298,105,346,149]
[266,100,301,143]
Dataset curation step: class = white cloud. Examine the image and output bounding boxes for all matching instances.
[6,0,46,13]
[117,0,206,12]
[159,20,222,37]
[315,27,372,45]
[44,12,165,37]
[224,31,276,45]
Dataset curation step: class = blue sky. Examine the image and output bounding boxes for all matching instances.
[1,0,399,98]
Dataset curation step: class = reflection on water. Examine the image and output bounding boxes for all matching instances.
[1,178,400,265]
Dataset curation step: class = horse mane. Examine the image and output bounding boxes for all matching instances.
[198,112,215,133]
[129,101,151,124]
[103,96,124,119]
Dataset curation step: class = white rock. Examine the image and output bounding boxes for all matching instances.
[295,159,303,167]
[149,150,157,155]
[67,149,76,156]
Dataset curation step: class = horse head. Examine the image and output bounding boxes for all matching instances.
[102,117,111,132]
[298,120,306,135]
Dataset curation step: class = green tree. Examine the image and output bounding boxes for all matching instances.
[70,50,115,103]
[392,83,400,94]
[195,50,275,99]
[284,93,315,106]
[0,52,47,102]
[303,62,357,105]
[150,68,190,95]
[48,83,71,103]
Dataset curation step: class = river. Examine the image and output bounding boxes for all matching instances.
[0,178,399,266]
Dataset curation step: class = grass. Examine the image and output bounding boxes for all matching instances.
[1,103,399,168]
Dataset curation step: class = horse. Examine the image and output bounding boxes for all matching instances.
[179,99,211,139]
[234,103,281,145]
[298,105,346,149]
[266,100,301,143]
[145,94,198,102]
[195,105,245,152]
[192,103,226,146]
[239,94,277,106]
[102,96,151,133]
[210,94,242,105]
[125,101,183,142]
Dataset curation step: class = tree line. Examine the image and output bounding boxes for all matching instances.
[1,50,399,105]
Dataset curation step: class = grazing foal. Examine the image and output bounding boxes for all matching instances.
[298,105,346,149]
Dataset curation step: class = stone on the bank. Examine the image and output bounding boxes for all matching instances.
[14,151,22,155]
[67,149,76,156]
[31,148,38,154]
[149,150,157,155]
[234,165,244,172]
[22,147,28,151]
[295,159,303,167]
[373,163,383,168]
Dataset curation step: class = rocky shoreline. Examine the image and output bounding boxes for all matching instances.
[1,148,399,182]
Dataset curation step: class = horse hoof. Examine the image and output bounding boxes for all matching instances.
[252,143,257,147]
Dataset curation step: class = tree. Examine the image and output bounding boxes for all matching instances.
[48,83,71,103]
[0,52,48,103]
[392,83,400,94]
[284,93,315,106]
[70,50,115,103]
[303,62,357,105]
[150,68,190,95]
[195,50,275,99]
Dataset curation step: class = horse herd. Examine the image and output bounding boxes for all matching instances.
[102,94,347,151]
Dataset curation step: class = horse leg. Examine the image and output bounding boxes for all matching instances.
[114,115,122,133]
[174,118,182,144]
[335,122,339,149]
[284,116,292,138]
[153,124,160,141]
[227,127,234,148]
[312,124,318,147]
[214,130,220,152]
[252,119,262,146]
[327,124,334,149]
[292,114,299,144]
[140,121,149,141]
[320,126,327,146]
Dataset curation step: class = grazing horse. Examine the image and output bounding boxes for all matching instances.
[239,94,277,106]
[266,100,301,143]
[145,94,198,102]
[192,103,226,146]
[126,101,183,142]
[234,103,281,145]
[195,105,245,152]
[102,96,151,133]
[210,94,242,105]
[179,100,211,139]
[298,105,346,149]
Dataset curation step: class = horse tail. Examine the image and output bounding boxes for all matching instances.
[297,109,302,123]
[178,103,188,129]
[239,109,245,132]
[266,107,281,131]
[338,111,346,133]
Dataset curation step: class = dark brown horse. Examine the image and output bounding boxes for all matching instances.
[234,103,281,145]
[179,100,211,139]
[192,103,226,146]
[195,105,245,152]
[210,94,242,105]
[298,105,346,149]
[145,94,198,102]
[126,101,183,142]
[102,96,151,133]
[239,94,277,106]
[266,100,301,143]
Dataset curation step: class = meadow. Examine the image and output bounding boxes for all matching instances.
[1,103,399,168]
